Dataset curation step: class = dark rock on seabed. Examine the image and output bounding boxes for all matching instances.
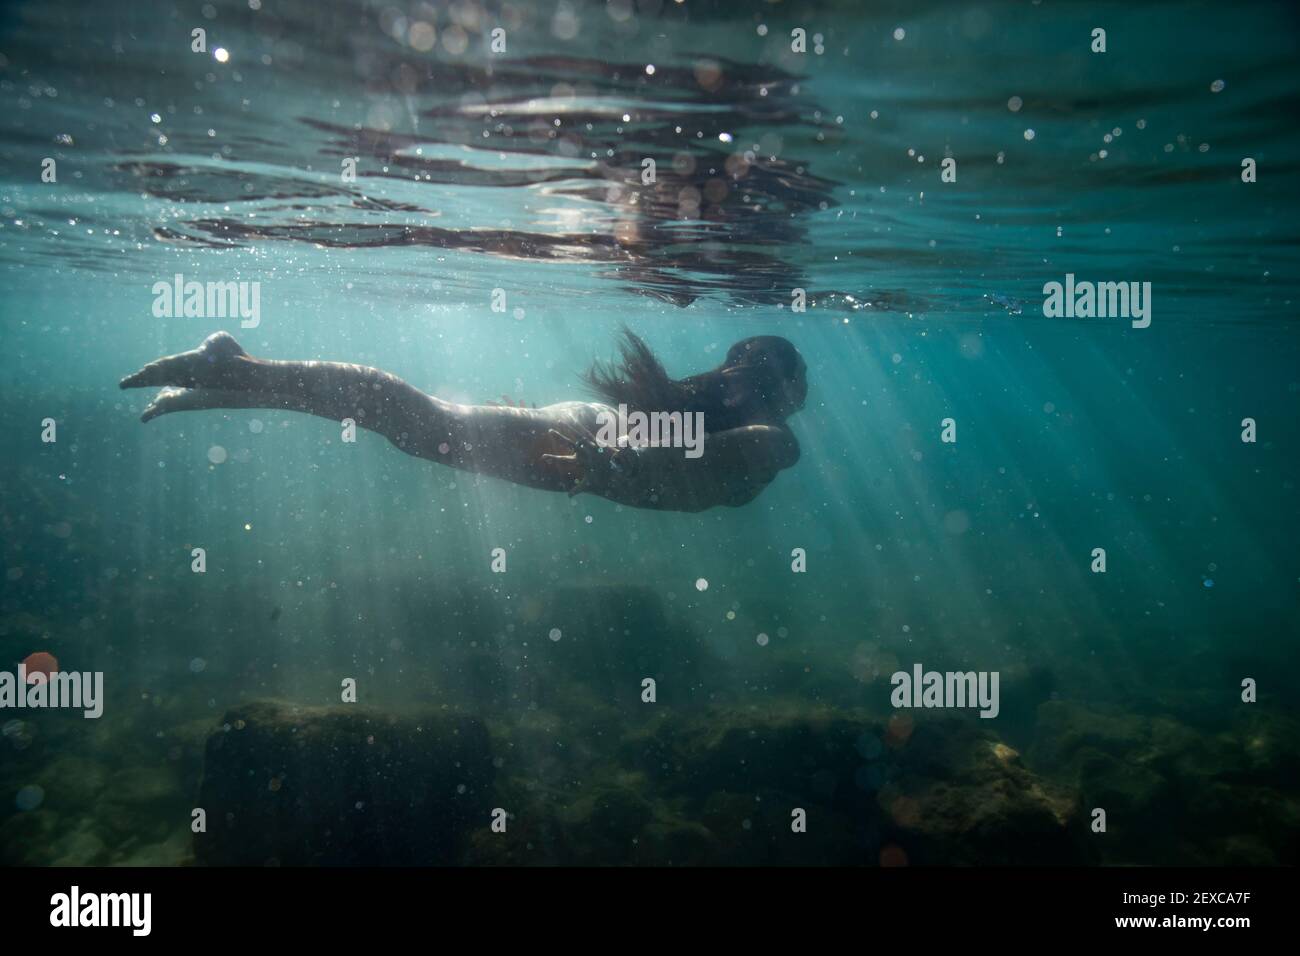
[461,703,1086,866]
[620,705,1088,865]
[193,700,494,866]
[1029,700,1300,865]
[183,694,1297,865]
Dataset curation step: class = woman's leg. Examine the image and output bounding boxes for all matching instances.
[122,331,456,458]
[120,331,585,491]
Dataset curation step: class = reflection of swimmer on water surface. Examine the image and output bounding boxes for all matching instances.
[121,329,806,513]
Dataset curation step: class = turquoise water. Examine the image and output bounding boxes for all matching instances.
[1,0,1297,866]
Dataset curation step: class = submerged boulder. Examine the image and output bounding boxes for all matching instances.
[194,700,493,865]
[1030,700,1300,865]
[878,731,1085,866]
[618,704,1085,865]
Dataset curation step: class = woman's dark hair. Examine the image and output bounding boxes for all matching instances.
[583,328,807,430]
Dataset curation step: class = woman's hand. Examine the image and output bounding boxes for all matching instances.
[541,427,637,497]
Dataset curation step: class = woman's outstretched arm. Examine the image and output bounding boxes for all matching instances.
[546,422,800,512]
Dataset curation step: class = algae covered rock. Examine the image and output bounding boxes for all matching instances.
[878,734,1086,865]
[619,705,1084,865]
[194,700,493,865]
[1029,700,1300,865]
[0,807,61,865]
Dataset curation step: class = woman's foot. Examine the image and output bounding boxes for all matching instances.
[138,386,202,423]
[120,331,249,390]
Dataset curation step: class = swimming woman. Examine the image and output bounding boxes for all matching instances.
[120,329,806,513]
